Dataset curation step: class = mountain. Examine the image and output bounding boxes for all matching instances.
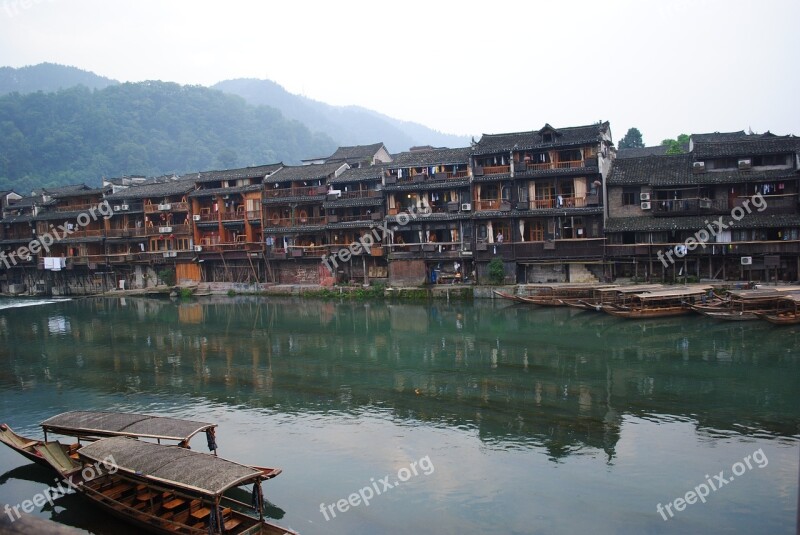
[0,63,118,95]
[213,78,471,153]
[0,81,337,192]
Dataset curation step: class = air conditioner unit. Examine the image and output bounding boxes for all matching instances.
[741,256,753,265]
[738,158,752,170]
[192,214,201,221]
[639,192,650,201]
[113,205,121,211]
[194,245,203,252]
[158,203,171,210]
[640,201,652,210]
[692,161,705,173]
[461,203,472,211]
[158,226,173,233]
[121,204,129,211]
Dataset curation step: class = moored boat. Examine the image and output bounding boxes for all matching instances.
[601,285,712,319]
[1,427,296,534]
[689,288,797,321]
[756,294,800,325]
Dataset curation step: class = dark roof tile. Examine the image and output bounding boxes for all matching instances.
[389,147,471,168]
[473,122,608,155]
[605,213,800,233]
[265,162,348,184]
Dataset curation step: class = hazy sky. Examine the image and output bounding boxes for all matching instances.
[1,0,798,148]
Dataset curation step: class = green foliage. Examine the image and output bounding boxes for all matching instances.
[487,258,506,285]
[179,287,194,298]
[157,269,175,286]
[227,289,237,297]
[618,127,644,149]
[661,134,690,154]
[0,81,338,191]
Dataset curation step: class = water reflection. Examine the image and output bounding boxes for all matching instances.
[1,296,797,463]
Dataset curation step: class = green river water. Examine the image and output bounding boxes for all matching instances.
[0,296,797,534]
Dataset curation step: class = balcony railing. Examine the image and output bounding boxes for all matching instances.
[473,199,512,211]
[53,203,100,213]
[652,197,729,216]
[334,189,381,200]
[145,223,191,235]
[219,210,246,221]
[246,210,262,220]
[264,215,327,228]
[144,201,189,213]
[482,165,511,175]
[106,228,148,238]
[520,196,589,210]
[520,160,585,172]
[264,186,327,200]
[327,213,382,223]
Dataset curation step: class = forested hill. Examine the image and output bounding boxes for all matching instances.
[0,63,118,95]
[0,81,338,192]
[213,78,471,152]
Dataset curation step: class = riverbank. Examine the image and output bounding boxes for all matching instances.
[93,280,781,300]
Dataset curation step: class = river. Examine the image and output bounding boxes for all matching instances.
[0,296,797,534]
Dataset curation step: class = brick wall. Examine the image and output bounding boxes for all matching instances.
[276,261,321,284]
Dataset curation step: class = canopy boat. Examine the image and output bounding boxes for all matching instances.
[506,283,619,306]
[689,289,797,321]
[492,290,530,303]
[41,411,217,448]
[756,294,800,325]
[602,285,712,319]
[2,430,295,534]
[570,284,664,311]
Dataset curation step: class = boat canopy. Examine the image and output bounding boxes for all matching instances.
[78,436,262,496]
[41,411,216,442]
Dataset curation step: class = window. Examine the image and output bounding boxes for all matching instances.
[753,154,788,167]
[709,158,737,170]
[542,133,554,143]
[622,187,641,206]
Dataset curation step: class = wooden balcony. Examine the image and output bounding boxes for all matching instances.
[652,197,729,216]
[264,186,327,200]
[327,213,381,223]
[521,160,586,172]
[520,196,589,210]
[473,199,511,211]
[53,203,101,213]
[106,228,148,238]
[219,209,246,221]
[263,215,327,228]
[145,223,191,236]
[482,165,511,175]
[144,201,189,213]
[335,190,381,200]
[473,239,605,261]
[386,241,465,260]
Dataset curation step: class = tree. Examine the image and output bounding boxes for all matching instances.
[661,134,690,154]
[488,258,506,285]
[618,128,644,149]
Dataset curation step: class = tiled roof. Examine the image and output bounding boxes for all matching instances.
[608,154,694,185]
[106,178,196,201]
[329,166,385,184]
[473,122,608,155]
[616,145,688,159]
[325,143,386,164]
[383,179,471,192]
[471,208,603,219]
[609,152,798,186]
[690,131,749,144]
[265,162,348,184]
[389,147,471,168]
[693,135,800,159]
[605,213,800,233]
[190,163,284,183]
[6,195,39,208]
[33,184,91,196]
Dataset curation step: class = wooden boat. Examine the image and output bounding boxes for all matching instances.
[0,423,75,470]
[492,290,529,303]
[505,283,619,307]
[572,284,666,312]
[689,289,795,321]
[2,429,296,535]
[601,286,712,319]
[756,294,800,325]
